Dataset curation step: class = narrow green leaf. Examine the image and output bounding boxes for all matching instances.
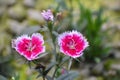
[68,58,72,70]
[45,75,53,80]
[52,31,59,37]
[44,62,56,75]
[57,71,79,80]
[60,56,70,65]
[74,58,83,64]
[38,52,48,58]
[36,74,42,79]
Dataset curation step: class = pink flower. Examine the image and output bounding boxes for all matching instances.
[12,33,45,60]
[41,9,54,21]
[58,30,89,58]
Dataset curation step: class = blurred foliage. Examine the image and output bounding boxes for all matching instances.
[104,70,120,80]
[0,32,14,79]
[77,4,110,62]
[104,59,113,70]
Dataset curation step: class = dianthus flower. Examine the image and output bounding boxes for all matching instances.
[12,33,45,60]
[58,30,89,58]
[41,9,54,21]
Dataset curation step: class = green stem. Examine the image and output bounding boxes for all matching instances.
[47,21,60,79]
[47,21,58,63]
[52,65,59,79]
[68,57,73,70]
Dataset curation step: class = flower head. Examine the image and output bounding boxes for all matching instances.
[12,33,45,60]
[41,9,54,21]
[58,30,89,58]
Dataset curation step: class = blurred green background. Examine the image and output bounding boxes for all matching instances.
[0,0,120,80]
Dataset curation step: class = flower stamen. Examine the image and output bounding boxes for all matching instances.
[67,39,76,49]
[26,41,36,51]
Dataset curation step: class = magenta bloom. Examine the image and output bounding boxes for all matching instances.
[12,33,45,60]
[41,9,54,21]
[58,30,89,58]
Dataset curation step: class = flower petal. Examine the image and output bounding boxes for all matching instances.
[58,30,89,58]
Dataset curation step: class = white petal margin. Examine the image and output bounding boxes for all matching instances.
[71,52,84,58]
[31,46,46,60]
[71,30,89,49]
[58,31,70,46]
[32,33,44,44]
[14,34,30,55]
[24,46,46,61]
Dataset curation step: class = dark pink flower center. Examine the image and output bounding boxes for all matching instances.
[26,41,36,52]
[67,39,76,49]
